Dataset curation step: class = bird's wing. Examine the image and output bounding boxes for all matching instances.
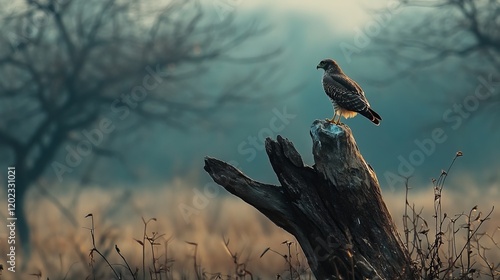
[326,73,363,94]
[323,73,370,112]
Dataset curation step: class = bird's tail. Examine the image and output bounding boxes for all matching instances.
[361,108,382,126]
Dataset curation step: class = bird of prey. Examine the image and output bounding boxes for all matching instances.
[316,59,381,125]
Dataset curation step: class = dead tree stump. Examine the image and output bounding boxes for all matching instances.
[204,119,417,279]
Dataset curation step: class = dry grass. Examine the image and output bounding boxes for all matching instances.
[0,171,498,279]
[384,182,500,279]
[0,178,307,279]
[383,153,500,279]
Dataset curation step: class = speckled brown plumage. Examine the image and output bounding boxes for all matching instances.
[317,59,381,125]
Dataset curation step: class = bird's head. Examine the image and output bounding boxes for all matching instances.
[316,59,343,74]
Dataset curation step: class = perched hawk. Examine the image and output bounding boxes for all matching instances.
[317,59,381,125]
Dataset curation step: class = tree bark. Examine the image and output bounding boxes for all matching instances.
[204,119,417,279]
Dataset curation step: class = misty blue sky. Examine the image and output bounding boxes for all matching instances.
[74,1,499,193]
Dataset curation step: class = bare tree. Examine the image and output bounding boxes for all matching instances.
[375,0,499,116]
[0,0,279,257]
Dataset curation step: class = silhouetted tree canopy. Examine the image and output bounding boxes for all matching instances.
[378,0,499,71]
[375,0,499,120]
[0,0,279,256]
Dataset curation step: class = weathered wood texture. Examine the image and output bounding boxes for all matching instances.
[204,120,417,279]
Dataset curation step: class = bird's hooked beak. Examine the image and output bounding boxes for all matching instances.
[316,64,322,70]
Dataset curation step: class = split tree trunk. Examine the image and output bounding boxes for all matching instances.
[204,119,417,279]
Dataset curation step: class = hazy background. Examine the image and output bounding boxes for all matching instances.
[65,0,498,189]
[0,0,498,278]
